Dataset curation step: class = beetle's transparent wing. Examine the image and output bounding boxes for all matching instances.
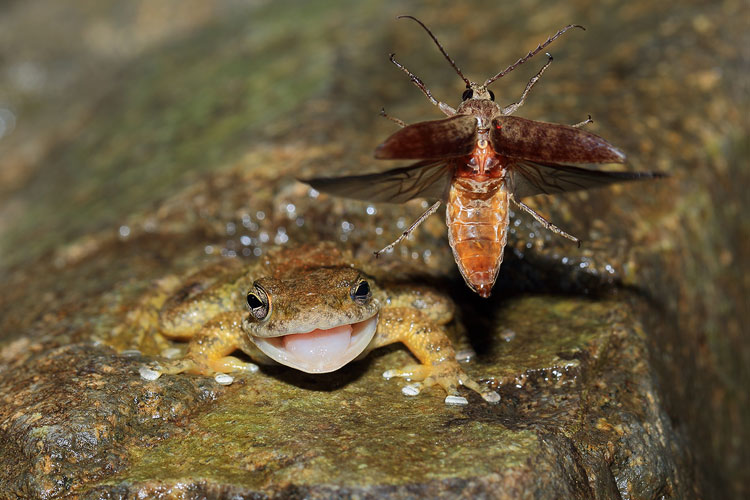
[508,160,666,199]
[375,115,478,160]
[491,116,626,164]
[302,160,452,203]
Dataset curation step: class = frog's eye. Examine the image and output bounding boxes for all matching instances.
[461,88,473,101]
[246,285,270,321]
[351,280,371,304]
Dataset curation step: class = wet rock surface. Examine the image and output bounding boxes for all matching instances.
[0,342,221,498]
[0,291,690,499]
[0,0,745,498]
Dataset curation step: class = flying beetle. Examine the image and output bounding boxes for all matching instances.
[304,16,664,298]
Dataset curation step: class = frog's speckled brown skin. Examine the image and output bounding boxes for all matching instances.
[125,243,496,402]
[244,267,378,338]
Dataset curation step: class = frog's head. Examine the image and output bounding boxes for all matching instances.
[242,266,379,373]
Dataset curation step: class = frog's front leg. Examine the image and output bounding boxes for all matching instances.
[156,311,259,376]
[374,308,499,404]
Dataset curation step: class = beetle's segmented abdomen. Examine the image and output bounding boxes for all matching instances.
[446,177,509,298]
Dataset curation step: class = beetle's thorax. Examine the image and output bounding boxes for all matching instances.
[455,92,502,129]
[455,109,506,177]
[461,138,501,176]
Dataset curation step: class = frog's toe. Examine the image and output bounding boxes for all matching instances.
[456,372,501,404]
[209,355,259,374]
[383,365,443,398]
[458,371,500,403]
[158,358,196,375]
[140,355,259,379]
[138,358,194,380]
[422,363,500,404]
[382,364,431,381]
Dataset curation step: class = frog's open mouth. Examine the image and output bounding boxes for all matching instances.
[249,314,378,373]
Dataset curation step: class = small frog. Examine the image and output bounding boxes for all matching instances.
[129,243,498,404]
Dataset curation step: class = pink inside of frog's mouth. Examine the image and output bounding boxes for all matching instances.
[250,314,378,373]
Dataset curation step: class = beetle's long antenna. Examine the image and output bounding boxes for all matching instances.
[484,24,585,87]
[397,15,471,87]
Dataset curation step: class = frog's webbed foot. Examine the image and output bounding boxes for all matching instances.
[141,355,258,381]
[139,358,195,379]
[383,362,500,405]
[376,307,499,404]
[204,355,259,374]
[149,312,260,377]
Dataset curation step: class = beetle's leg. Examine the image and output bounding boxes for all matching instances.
[390,54,457,116]
[512,197,581,247]
[375,200,442,257]
[571,115,593,128]
[380,107,406,128]
[502,53,554,116]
